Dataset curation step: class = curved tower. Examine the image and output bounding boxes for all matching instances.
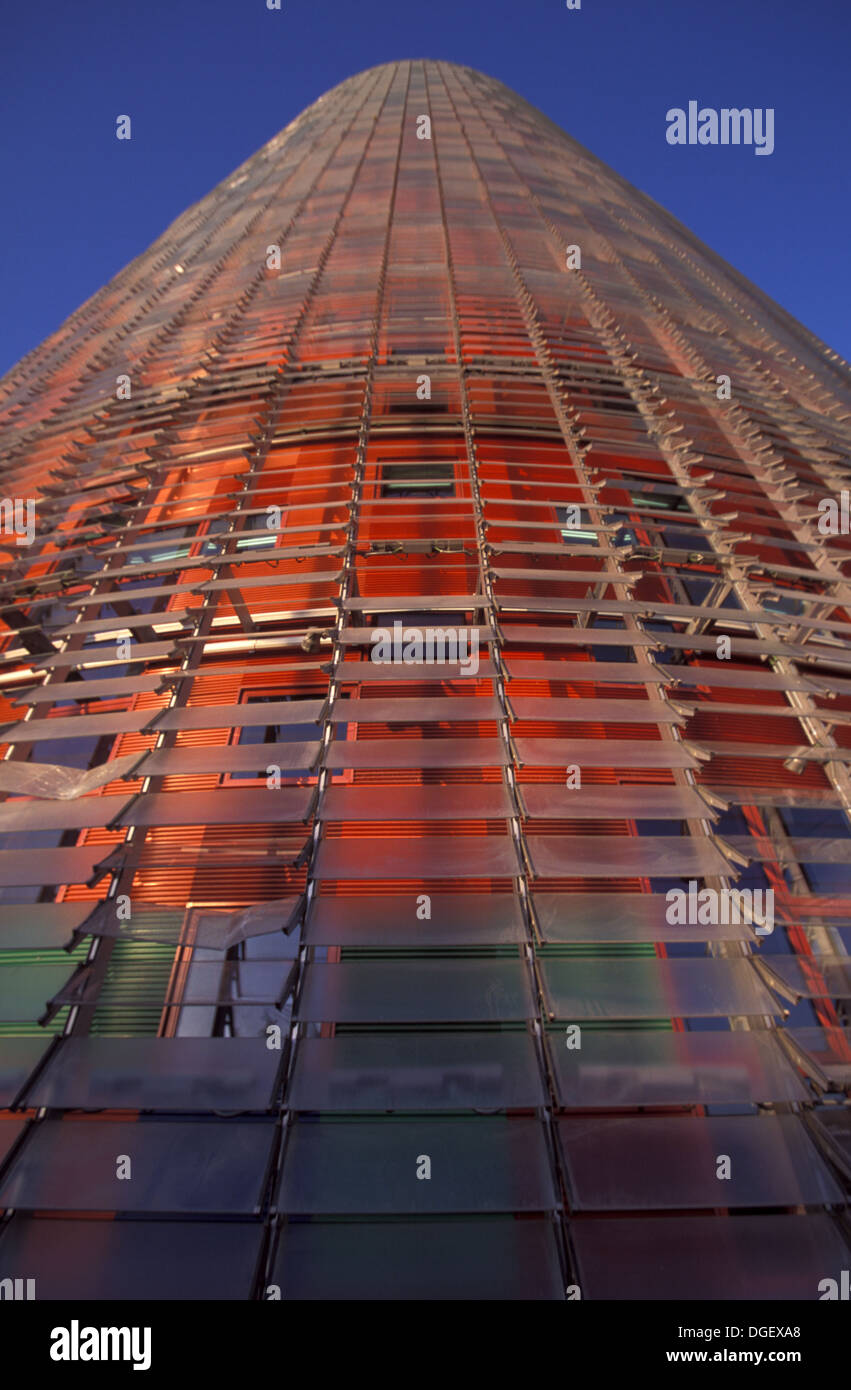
[0,60,850,1301]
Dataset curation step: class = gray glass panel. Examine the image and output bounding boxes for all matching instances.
[324,738,508,769]
[551,1029,808,1106]
[501,625,658,648]
[142,741,321,776]
[505,660,666,683]
[0,1039,53,1108]
[278,1117,555,1213]
[0,902,96,949]
[0,964,84,1021]
[312,835,519,880]
[296,961,535,1022]
[271,1217,563,1300]
[336,660,497,682]
[660,632,811,660]
[557,1115,843,1210]
[698,740,843,762]
[15,674,168,704]
[340,626,492,649]
[78,898,301,949]
[0,795,135,833]
[760,956,851,1000]
[197,568,342,593]
[319,785,513,821]
[786,1027,851,1088]
[521,786,717,821]
[489,542,620,557]
[713,787,844,810]
[343,594,489,612]
[515,739,700,768]
[331,697,502,722]
[807,1107,851,1175]
[0,1216,263,1299]
[35,641,178,670]
[0,848,112,887]
[26,1038,280,1111]
[53,959,296,1009]
[0,712,149,744]
[511,697,682,723]
[541,958,778,1019]
[305,892,526,946]
[728,837,851,866]
[53,609,194,636]
[533,892,753,942]
[151,700,324,731]
[116,787,312,827]
[658,664,824,693]
[288,1032,544,1110]
[0,1118,276,1213]
[570,1214,851,1300]
[527,834,734,879]
[0,1116,28,1168]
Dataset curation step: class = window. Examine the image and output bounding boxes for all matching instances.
[381,462,455,498]
[227,691,350,784]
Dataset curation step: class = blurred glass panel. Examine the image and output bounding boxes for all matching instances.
[297,961,535,1022]
[271,1217,563,1299]
[288,1032,543,1110]
[570,1214,851,1300]
[0,1119,276,1213]
[306,891,525,945]
[551,1029,808,1107]
[320,784,513,820]
[0,964,84,1021]
[26,1038,281,1111]
[541,958,778,1020]
[325,738,507,769]
[533,892,753,943]
[312,835,519,879]
[527,835,734,879]
[279,1117,555,1212]
[0,1216,262,1299]
[0,1039,53,1108]
[557,1115,842,1210]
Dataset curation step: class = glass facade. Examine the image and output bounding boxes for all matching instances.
[0,59,850,1300]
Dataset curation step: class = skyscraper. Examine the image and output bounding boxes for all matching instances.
[0,58,849,1300]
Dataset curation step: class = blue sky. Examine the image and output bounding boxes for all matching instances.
[1,0,848,376]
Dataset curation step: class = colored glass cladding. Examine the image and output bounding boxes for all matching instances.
[0,59,850,1300]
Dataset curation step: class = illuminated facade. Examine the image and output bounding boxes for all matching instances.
[0,59,850,1300]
